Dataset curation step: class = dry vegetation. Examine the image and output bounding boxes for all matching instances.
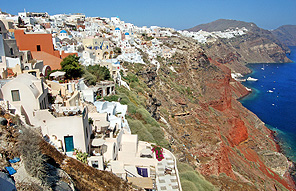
[40,139,136,191]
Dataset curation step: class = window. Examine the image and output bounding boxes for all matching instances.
[10,48,13,55]
[11,90,20,101]
[91,161,98,168]
[36,45,41,51]
[29,71,36,77]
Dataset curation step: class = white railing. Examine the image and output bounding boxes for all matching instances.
[163,148,183,191]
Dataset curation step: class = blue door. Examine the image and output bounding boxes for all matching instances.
[137,167,148,177]
[64,136,74,152]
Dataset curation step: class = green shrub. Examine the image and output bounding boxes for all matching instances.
[178,162,194,172]
[115,75,169,147]
[186,87,192,95]
[136,107,159,127]
[104,95,119,102]
[86,65,111,81]
[126,102,137,115]
[83,69,97,86]
[127,118,154,142]
[178,162,216,191]
[88,117,93,125]
[181,180,198,191]
[119,97,129,105]
[123,73,138,84]
[74,149,88,164]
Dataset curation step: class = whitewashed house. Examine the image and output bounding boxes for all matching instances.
[0,74,49,124]
[32,107,91,154]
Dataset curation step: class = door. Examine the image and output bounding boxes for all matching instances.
[64,136,74,152]
[137,167,148,177]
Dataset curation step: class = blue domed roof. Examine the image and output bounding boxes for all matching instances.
[125,32,129,35]
[60,30,67,33]
[115,27,120,31]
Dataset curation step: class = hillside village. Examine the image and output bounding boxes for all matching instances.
[0,10,188,191]
[0,9,292,191]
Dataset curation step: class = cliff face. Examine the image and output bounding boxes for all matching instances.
[272,25,296,46]
[203,33,290,74]
[187,19,291,74]
[124,36,296,190]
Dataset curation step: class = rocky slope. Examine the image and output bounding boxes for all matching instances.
[271,25,296,46]
[122,36,296,190]
[186,19,291,74]
[187,19,256,32]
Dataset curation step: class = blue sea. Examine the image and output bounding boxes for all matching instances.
[240,46,296,162]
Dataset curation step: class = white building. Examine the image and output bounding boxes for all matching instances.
[32,107,91,154]
[0,74,49,125]
[79,50,96,66]
[58,30,69,40]
[113,27,122,41]
[0,75,91,155]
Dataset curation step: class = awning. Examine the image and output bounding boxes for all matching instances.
[92,138,106,146]
[127,177,153,189]
[50,71,66,78]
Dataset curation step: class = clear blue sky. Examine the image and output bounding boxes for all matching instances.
[1,0,295,30]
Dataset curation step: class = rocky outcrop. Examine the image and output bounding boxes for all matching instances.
[272,25,296,46]
[187,19,289,51]
[138,66,157,87]
[204,36,291,74]
[226,118,248,146]
[186,19,291,74]
[187,19,259,33]
[146,93,161,120]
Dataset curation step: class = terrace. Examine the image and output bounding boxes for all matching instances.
[156,149,182,191]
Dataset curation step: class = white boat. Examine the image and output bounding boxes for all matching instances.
[245,87,252,91]
[267,90,273,93]
[247,77,258,81]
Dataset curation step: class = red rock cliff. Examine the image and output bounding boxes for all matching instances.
[132,43,295,190]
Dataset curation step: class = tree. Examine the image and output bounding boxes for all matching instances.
[113,47,122,58]
[114,47,122,54]
[60,54,83,79]
[86,65,112,81]
[83,69,97,86]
